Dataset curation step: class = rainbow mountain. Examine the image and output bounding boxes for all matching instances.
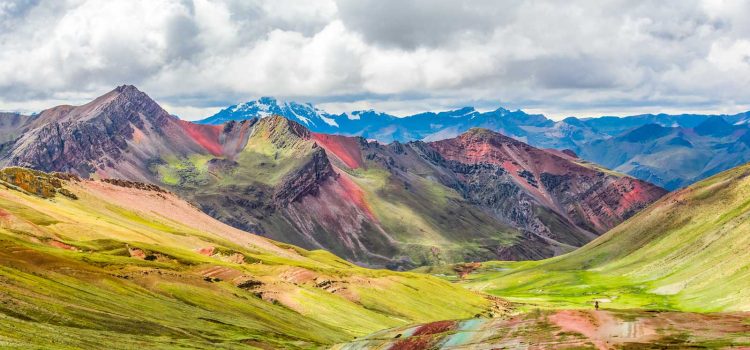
[0,86,665,268]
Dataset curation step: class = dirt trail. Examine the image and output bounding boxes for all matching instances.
[334,309,750,349]
[549,310,657,349]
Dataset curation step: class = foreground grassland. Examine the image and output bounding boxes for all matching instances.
[334,309,750,349]
[0,168,488,349]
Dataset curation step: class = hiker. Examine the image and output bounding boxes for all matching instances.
[595,300,599,310]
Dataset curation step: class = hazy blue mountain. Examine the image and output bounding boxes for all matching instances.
[198,98,573,145]
[198,97,750,143]
[578,120,750,190]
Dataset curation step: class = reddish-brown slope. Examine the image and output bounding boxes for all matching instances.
[176,119,255,158]
[311,132,365,169]
[284,169,395,264]
[177,120,224,156]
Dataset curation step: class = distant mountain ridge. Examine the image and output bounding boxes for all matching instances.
[197,97,554,144]
[580,119,750,189]
[0,86,666,268]
[197,96,750,143]
[197,97,750,189]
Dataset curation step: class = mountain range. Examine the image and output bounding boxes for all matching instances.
[0,86,665,269]
[197,97,750,190]
[579,117,750,189]
[3,86,750,348]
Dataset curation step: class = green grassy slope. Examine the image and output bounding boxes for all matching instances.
[152,116,315,188]
[0,168,489,349]
[343,163,522,265]
[150,116,331,255]
[150,117,529,268]
[445,162,750,312]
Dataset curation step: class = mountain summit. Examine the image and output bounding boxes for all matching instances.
[693,115,735,136]
[1,85,258,179]
[3,85,176,175]
[428,127,666,241]
[201,97,341,131]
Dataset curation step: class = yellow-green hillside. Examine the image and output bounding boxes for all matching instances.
[0,167,489,349]
[449,162,750,312]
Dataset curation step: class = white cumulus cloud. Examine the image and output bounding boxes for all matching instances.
[0,0,749,120]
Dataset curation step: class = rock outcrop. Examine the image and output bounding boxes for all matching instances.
[0,167,78,199]
[273,148,335,206]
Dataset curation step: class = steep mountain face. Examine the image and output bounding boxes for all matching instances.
[466,161,750,313]
[135,114,552,267]
[196,97,750,189]
[0,167,489,348]
[0,86,665,268]
[578,119,750,190]
[426,129,665,242]
[2,85,207,178]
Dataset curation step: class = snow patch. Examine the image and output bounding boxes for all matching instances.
[320,115,338,127]
[285,102,311,125]
[345,112,360,120]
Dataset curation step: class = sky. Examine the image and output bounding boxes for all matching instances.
[1,0,750,120]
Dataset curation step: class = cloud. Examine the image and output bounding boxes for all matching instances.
[336,0,517,49]
[0,0,749,120]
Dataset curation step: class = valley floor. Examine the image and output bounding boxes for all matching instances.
[334,259,750,349]
[333,309,750,349]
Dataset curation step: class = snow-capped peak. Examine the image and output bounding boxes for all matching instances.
[200,97,342,128]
